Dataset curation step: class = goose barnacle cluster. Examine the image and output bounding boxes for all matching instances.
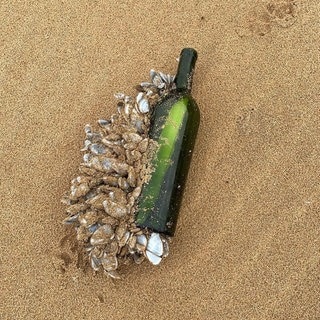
[62,69,175,278]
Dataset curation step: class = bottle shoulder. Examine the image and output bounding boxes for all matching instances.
[154,92,199,112]
[150,92,200,139]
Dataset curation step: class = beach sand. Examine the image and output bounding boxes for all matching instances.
[1,1,319,319]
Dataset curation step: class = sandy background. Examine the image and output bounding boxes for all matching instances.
[1,1,320,319]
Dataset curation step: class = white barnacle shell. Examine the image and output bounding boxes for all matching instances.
[90,224,114,246]
[147,233,163,256]
[111,161,129,176]
[136,92,149,113]
[86,193,108,210]
[84,124,92,135]
[131,186,142,199]
[150,69,157,81]
[127,167,136,187]
[81,139,91,151]
[66,203,88,215]
[101,158,114,172]
[98,119,111,127]
[103,199,128,219]
[83,153,92,164]
[150,70,164,88]
[128,234,137,250]
[146,251,162,265]
[122,132,142,143]
[78,211,99,228]
[89,251,102,271]
[101,253,118,272]
[70,183,90,199]
[146,89,156,97]
[63,213,80,225]
[115,222,127,241]
[122,98,133,116]
[146,233,164,266]
[132,119,144,133]
[87,223,100,234]
[136,234,147,247]
[159,71,168,83]
[119,231,130,247]
[140,82,155,88]
[84,189,97,200]
[124,95,133,104]
[89,143,107,155]
[137,138,148,153]
[114,92,125,100]
[118,177,129,191]
[105,269,121,279]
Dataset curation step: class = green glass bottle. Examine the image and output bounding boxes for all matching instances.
[135,48,200,236]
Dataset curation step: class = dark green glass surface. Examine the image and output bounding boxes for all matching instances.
[135,48,200,236]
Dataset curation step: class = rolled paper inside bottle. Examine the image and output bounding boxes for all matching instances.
[135,48,200,236]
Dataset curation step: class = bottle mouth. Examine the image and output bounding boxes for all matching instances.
[174,48,198,92]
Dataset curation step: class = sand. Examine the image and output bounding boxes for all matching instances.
[1,1,319,319]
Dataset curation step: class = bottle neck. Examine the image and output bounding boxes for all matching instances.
[174,48,198,93]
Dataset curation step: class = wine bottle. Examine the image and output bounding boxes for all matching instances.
[135,48,200,236]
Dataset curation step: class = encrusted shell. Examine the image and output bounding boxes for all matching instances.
[90,224,114,246]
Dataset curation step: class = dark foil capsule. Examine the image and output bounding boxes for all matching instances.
[135,48,200,236]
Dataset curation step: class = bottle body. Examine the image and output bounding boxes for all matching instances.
[135,48,200,237]
[135,92,200,236]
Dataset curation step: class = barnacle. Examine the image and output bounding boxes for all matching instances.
[62,70,174,278]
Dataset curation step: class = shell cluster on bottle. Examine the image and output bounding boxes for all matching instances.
[62,69,175,279]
